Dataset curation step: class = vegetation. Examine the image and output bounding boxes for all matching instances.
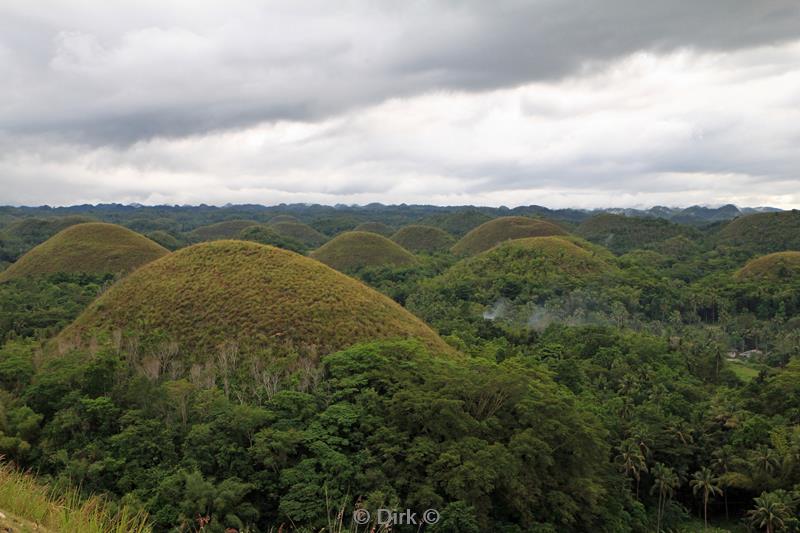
[310,231,418,272]
[0,461,151,533]
[451,216,568,256]
[391,224,455,253]
[576,213,696,255]
[187,219,259,242]
[0,223,168,282]
[269,221,328,248]
[353,221,394,236]
[0,215,95,263]
[1,203,800,531]
[716,211,800,254]
[145,230,184,251]
[419,209,493,237]
[735,251,800,281]
[59,240,449,356]
[239,224,307,253]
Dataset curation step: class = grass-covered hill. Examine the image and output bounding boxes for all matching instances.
[145,230,183,250]
[267,214,299,224]
[59,240,448,355]
[419,208,492,237]
[187,219,259,242]
[451,216,568,256]
[310,231,418,272]
[453,236,614,283]
[268,220,328,248]
[0,223,169,282]
[0,215,95,263]
[353,221,394,236]
[716,210,800,254]
[408,236,616,333]
[239,224,307,253]
[576,213,694,255]
[735,251,800,281]
[391,224,455,253]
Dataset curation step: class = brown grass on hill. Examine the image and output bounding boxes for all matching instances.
[451,216,568,256]
[310,231,418,271]
[735,251,800,281]
[0,223,168,281]
[59,240,450,357]
[391,225,455,253]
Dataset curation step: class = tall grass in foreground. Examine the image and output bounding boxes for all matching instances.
[0,461,151,533]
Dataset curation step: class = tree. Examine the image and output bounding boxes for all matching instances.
[650,463,679,533]
[616,440,647,498]
[690,467,722,531]
[712,446,734,520]
[747,491,792,533]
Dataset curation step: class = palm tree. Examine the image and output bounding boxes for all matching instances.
[690,467,723,531]
[650,463,679,532]
[747,491,791,533]
[616,440,648,498]
[712,446,734,520]
[751,445,779,479]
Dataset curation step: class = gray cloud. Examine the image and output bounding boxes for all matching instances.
[2,1,800,208]
[2,1,800,143]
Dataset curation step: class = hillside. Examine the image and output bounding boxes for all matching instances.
[408,236,616,330]
[0,215,95,262]
[239,224,307,253]
[310,231,418,271]
[576,213,694,254]
[269,220,328,248]
[419,209,492,237]
[0,223,169,281]
[59,240,448,355]
[735,251,800,281]
[451,216,568,256]
[717,210,800,254]
[188,219,259,241]
[353,221,394,236]
[391,224,455,253]
[268,214,300,224]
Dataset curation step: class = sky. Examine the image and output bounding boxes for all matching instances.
[2,1,800,209]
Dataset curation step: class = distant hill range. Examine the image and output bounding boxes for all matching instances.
[0,202,785,231]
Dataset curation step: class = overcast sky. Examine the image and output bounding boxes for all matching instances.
[2,1,800,208]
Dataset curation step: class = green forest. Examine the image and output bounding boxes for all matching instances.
[1,204,799,532]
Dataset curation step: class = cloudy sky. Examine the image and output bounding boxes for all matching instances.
[2,1,800,208]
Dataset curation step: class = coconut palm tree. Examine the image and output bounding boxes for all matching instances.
[751,445,779,479]
[690,467,723,530]
[712,446,734,520]
[747,491,791,533]
[650,463,679,532]
[616,440,648,498]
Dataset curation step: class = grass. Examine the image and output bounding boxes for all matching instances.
[187,219,259,241]
[735,251,800,281]
[470,236,615,278]
[269,220,328,248]
[576,213,694,255]
[728,360,761,382]
[0,223,169,282]
[391,224,455,253]
[0,460,151,533]
[353,221,394,236]
[451,216,568,256]
[311,231,418,271]
[717,210,800,254]
[419,209,492,237]
[268,214,300,224]
[60,240,450,356]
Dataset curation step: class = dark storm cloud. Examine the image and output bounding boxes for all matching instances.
[1,0,799,144]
